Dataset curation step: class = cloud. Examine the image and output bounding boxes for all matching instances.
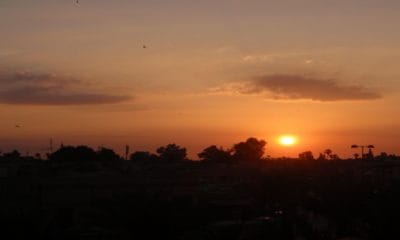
[0,49,20,57]
[0,70,131,105]
[238,74,382,101]
[242,55,276,63]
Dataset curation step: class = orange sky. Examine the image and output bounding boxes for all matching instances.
[1,0,400,158]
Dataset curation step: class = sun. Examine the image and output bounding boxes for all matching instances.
[278,135,297,146]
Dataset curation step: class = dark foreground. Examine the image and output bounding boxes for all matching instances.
[1,157,400,240]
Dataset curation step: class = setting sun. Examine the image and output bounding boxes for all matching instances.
[278,135,297,146]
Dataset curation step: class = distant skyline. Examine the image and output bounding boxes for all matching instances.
[1,0,400,158]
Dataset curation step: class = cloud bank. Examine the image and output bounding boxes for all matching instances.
[238,74,382,101]
[0,70,131,105]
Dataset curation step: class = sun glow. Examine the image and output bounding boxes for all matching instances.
[278,135,297,146]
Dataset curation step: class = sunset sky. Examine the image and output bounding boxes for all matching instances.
[1,0,400,158]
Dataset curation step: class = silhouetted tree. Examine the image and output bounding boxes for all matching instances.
[198,145,231,162]
[316,153,326,161]
[375,152,388,161]
[298,151,314,161]
[96,147,121,162]
[232,137,266,162]
[95,147,122,169]
[34,153,42,160]
[156,144,187,161]
[324,149,332,159]
[49,145,97,163]
[1,150,21,160]
[130,151,158,161]
[330,153,340,160]
[365,148,374,160]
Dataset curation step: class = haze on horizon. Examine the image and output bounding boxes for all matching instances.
[1,0,400,158]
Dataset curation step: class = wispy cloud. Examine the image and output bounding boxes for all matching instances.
[0,70,131,105]
[0,49,21,57]
[242,55,276,63]
[214,74,382,101]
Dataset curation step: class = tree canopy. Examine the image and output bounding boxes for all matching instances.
[232,137,266,162]
[49,146,97,162]
[197,145,231,163]
[156,144,187,162]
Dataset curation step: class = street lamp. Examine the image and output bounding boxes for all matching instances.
[351,144,374,160]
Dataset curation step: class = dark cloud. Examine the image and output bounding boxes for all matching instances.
[0,86,130,105]
[0,70,131,105]
[240,74,381,101]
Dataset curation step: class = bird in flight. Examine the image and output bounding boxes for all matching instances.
[75,0,79,5]
[143,45,147,49]
[15,125,21,128]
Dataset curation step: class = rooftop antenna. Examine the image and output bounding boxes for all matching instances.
[125,145,130,160]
